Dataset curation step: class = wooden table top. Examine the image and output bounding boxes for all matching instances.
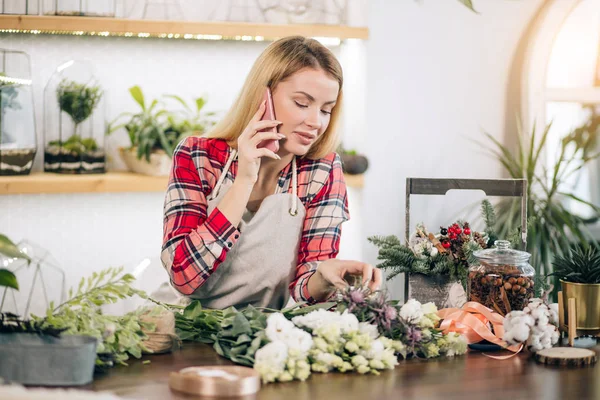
[90,341,600,400]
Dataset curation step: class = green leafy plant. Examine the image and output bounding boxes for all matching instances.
[548,245,600,284]
[175,301,333,367]
[48,134,98,155]
[107,86,215,162]
[57,79,102,135]
[0,233,31,290]
[164,94,216,143]
[29,267,156,370]
[481,121,600,296]
[0,312,66,337]
[368,212,492,287]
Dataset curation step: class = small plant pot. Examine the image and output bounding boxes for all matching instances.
[0,148,36,176]
[44,145,106,174]
[119,147,172,177]
[0,333,97,386]
[561,280,600,330]
[408,273,466,309]
[340,153,369,175]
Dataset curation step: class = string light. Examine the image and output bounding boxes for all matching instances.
[0,28,343,44]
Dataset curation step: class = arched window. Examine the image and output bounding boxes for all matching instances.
[523,0,600,218]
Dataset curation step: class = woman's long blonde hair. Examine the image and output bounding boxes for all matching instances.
[208,36,343,160]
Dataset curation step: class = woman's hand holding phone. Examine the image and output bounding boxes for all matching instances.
[236,101,284,185]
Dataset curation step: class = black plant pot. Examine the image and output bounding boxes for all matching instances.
[341,153,369,175]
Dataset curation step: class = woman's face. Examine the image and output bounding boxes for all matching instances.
[271,68,340,156]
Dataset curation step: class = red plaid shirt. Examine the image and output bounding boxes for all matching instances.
[161,137,350,304]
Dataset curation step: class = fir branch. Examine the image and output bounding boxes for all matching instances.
[481,199,498,245]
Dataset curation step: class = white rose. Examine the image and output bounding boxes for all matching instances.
[265,313,295,342]
[255,341,288,372]
[421,302,438,315]
[283,328,313,354]
[339,311,359,333]
[399,299,424,322]
[358,322,380,340]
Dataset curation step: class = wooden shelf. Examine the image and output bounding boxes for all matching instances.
[0,172,364,195]
[0,172,167,195]
[0,15,369,40]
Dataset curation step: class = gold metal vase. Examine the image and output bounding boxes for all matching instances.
[561,280,600,330]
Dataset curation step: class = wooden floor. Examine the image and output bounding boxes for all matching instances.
[89,341,600,400]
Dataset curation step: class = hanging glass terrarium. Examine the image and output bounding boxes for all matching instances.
[44,60,106,174]
[42,0,116,17]
[0,49,37,176]
[1,0,40,15]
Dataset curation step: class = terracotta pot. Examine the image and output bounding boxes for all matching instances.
[561,280,600,330]
[119,147,171,177]
[408,273,466,309]
[340,153,369,175]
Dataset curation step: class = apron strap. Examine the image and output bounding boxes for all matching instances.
[289,157,298,216]
[209,148,298,217]
[208,149,238,201]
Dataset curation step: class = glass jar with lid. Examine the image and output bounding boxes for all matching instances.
[0,49,37,176]
[467,240,535,316]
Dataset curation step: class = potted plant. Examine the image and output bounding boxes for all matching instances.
[548,245,600,331]
[45,78,105,174]
[338,145,369,175]
[0,233,30,290]
[108,86,215,176]
[481,122,600,299]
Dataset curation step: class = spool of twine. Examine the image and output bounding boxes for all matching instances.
[140,307,179,354]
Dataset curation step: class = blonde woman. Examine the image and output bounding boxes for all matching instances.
[161,36,381,309]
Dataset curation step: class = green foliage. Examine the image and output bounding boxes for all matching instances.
[480,120,600,297]
[107,86,216,162]
[368,230,479,287]
[480,199,498,246]
[57,79,102,125]
[30,267,155,370]
[0,233,31,290]
[549,245,600,284]
[0,312,66,336]
[175,300,334,367]
[0,72,21,112]
[49,134,98,155]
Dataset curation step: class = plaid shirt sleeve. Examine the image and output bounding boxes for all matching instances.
[161,137,241,295]
[289,153,350,303]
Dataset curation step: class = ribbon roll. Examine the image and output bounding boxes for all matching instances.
[169,365,261,397]
[438,302,523,359]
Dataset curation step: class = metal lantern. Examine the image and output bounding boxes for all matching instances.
[0,49,37,176]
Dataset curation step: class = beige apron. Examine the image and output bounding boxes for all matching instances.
[189,149,307,310]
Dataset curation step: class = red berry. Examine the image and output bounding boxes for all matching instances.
[453,223,459,228]
[464,228,471,235]
[449,233,457,240]
[442,241,451,249]
[455,228,462,235]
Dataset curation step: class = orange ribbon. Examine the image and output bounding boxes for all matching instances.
[437,302,523,359]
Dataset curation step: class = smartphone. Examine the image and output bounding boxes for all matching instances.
[257,87,280,153]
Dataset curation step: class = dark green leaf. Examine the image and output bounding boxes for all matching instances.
[0,269,18,290]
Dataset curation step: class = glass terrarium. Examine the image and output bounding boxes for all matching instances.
[467,240,535,316]
[1,0,40,14]
[0,241,66,318]
[44,60,106,174]
[0,49,37,176]
[42,0,116,17]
